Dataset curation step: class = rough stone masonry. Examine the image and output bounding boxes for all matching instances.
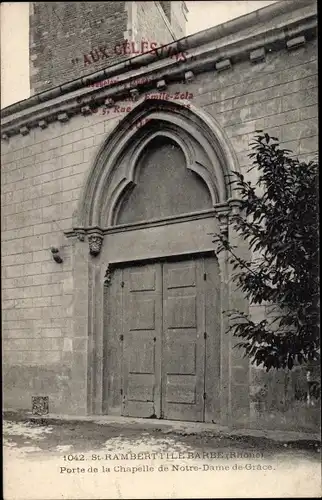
[1,0,319,433]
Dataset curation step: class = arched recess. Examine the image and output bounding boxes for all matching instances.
[75,98,241,230]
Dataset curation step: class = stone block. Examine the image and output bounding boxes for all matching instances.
[32,274,52,286]
[41,284,62,297]
[5,265,24,278]
[42,179,62,196]
[62,173,84,191]
[282,88,318,112]
[33,297,52,308]
[299,136,318,155]
[15,298,34,309]
[62,129,83,146]
[72,137,95,152]
[61,150,84,168]
[23,286,43,299]
[281,118,318,142]
[33,223,53,237]
[24,262,43,276]
[23,235,43,252]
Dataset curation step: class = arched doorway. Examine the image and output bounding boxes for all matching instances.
[72,99,250,424]
[103,134,220,422]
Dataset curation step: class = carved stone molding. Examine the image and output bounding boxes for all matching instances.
[88,230,104,256]
[88,235,103,256]
[214,205,230,237]
[75,229,86,241]
[103,265,112,287]
[218,213,229,237]
[65,226,104,255]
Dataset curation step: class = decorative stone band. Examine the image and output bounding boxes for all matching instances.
[65,202,242,256]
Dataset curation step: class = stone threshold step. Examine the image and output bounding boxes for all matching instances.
[12,411,320,444]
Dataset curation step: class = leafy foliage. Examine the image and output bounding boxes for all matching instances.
[214,133,319,371]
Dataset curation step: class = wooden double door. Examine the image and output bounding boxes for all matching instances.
[103,255,220,422]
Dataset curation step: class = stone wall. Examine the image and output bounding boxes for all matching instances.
[2,115,121,413]
[29,2,186,95]
[29,2,128,94]
[134,2,175,46]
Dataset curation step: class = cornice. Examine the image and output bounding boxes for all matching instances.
[65,209,219,239]
[1,0,317,139]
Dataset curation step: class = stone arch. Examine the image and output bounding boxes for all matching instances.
[75,98,240,230]
[70,98,250,422]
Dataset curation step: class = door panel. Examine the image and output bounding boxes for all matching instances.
[104,255,219,423]
[103,267,123,415]
[122,263,162,418]
[162,259,206,422]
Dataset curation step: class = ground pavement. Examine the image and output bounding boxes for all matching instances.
[3,412,321,499]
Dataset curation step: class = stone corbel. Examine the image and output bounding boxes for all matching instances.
[228,198,243,216]
[218,212,229,237]
[88,228,104,256]
[81,105,93,116]
[156,79,167,91]
[129,89,140,101]
[215,207,230,237]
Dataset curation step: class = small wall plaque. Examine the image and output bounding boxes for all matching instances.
[32,395,49,415]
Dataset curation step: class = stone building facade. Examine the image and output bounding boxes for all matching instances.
[1,0,319,432]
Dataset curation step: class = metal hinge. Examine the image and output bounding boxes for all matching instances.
[203,273,207,280]
[204,332,207,339]
[203,393,207,400]
[120,388,123,395]
[121,281,125,288]
[120,334,124,341]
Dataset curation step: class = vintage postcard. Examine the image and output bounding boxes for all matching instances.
[1,1,320,499]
